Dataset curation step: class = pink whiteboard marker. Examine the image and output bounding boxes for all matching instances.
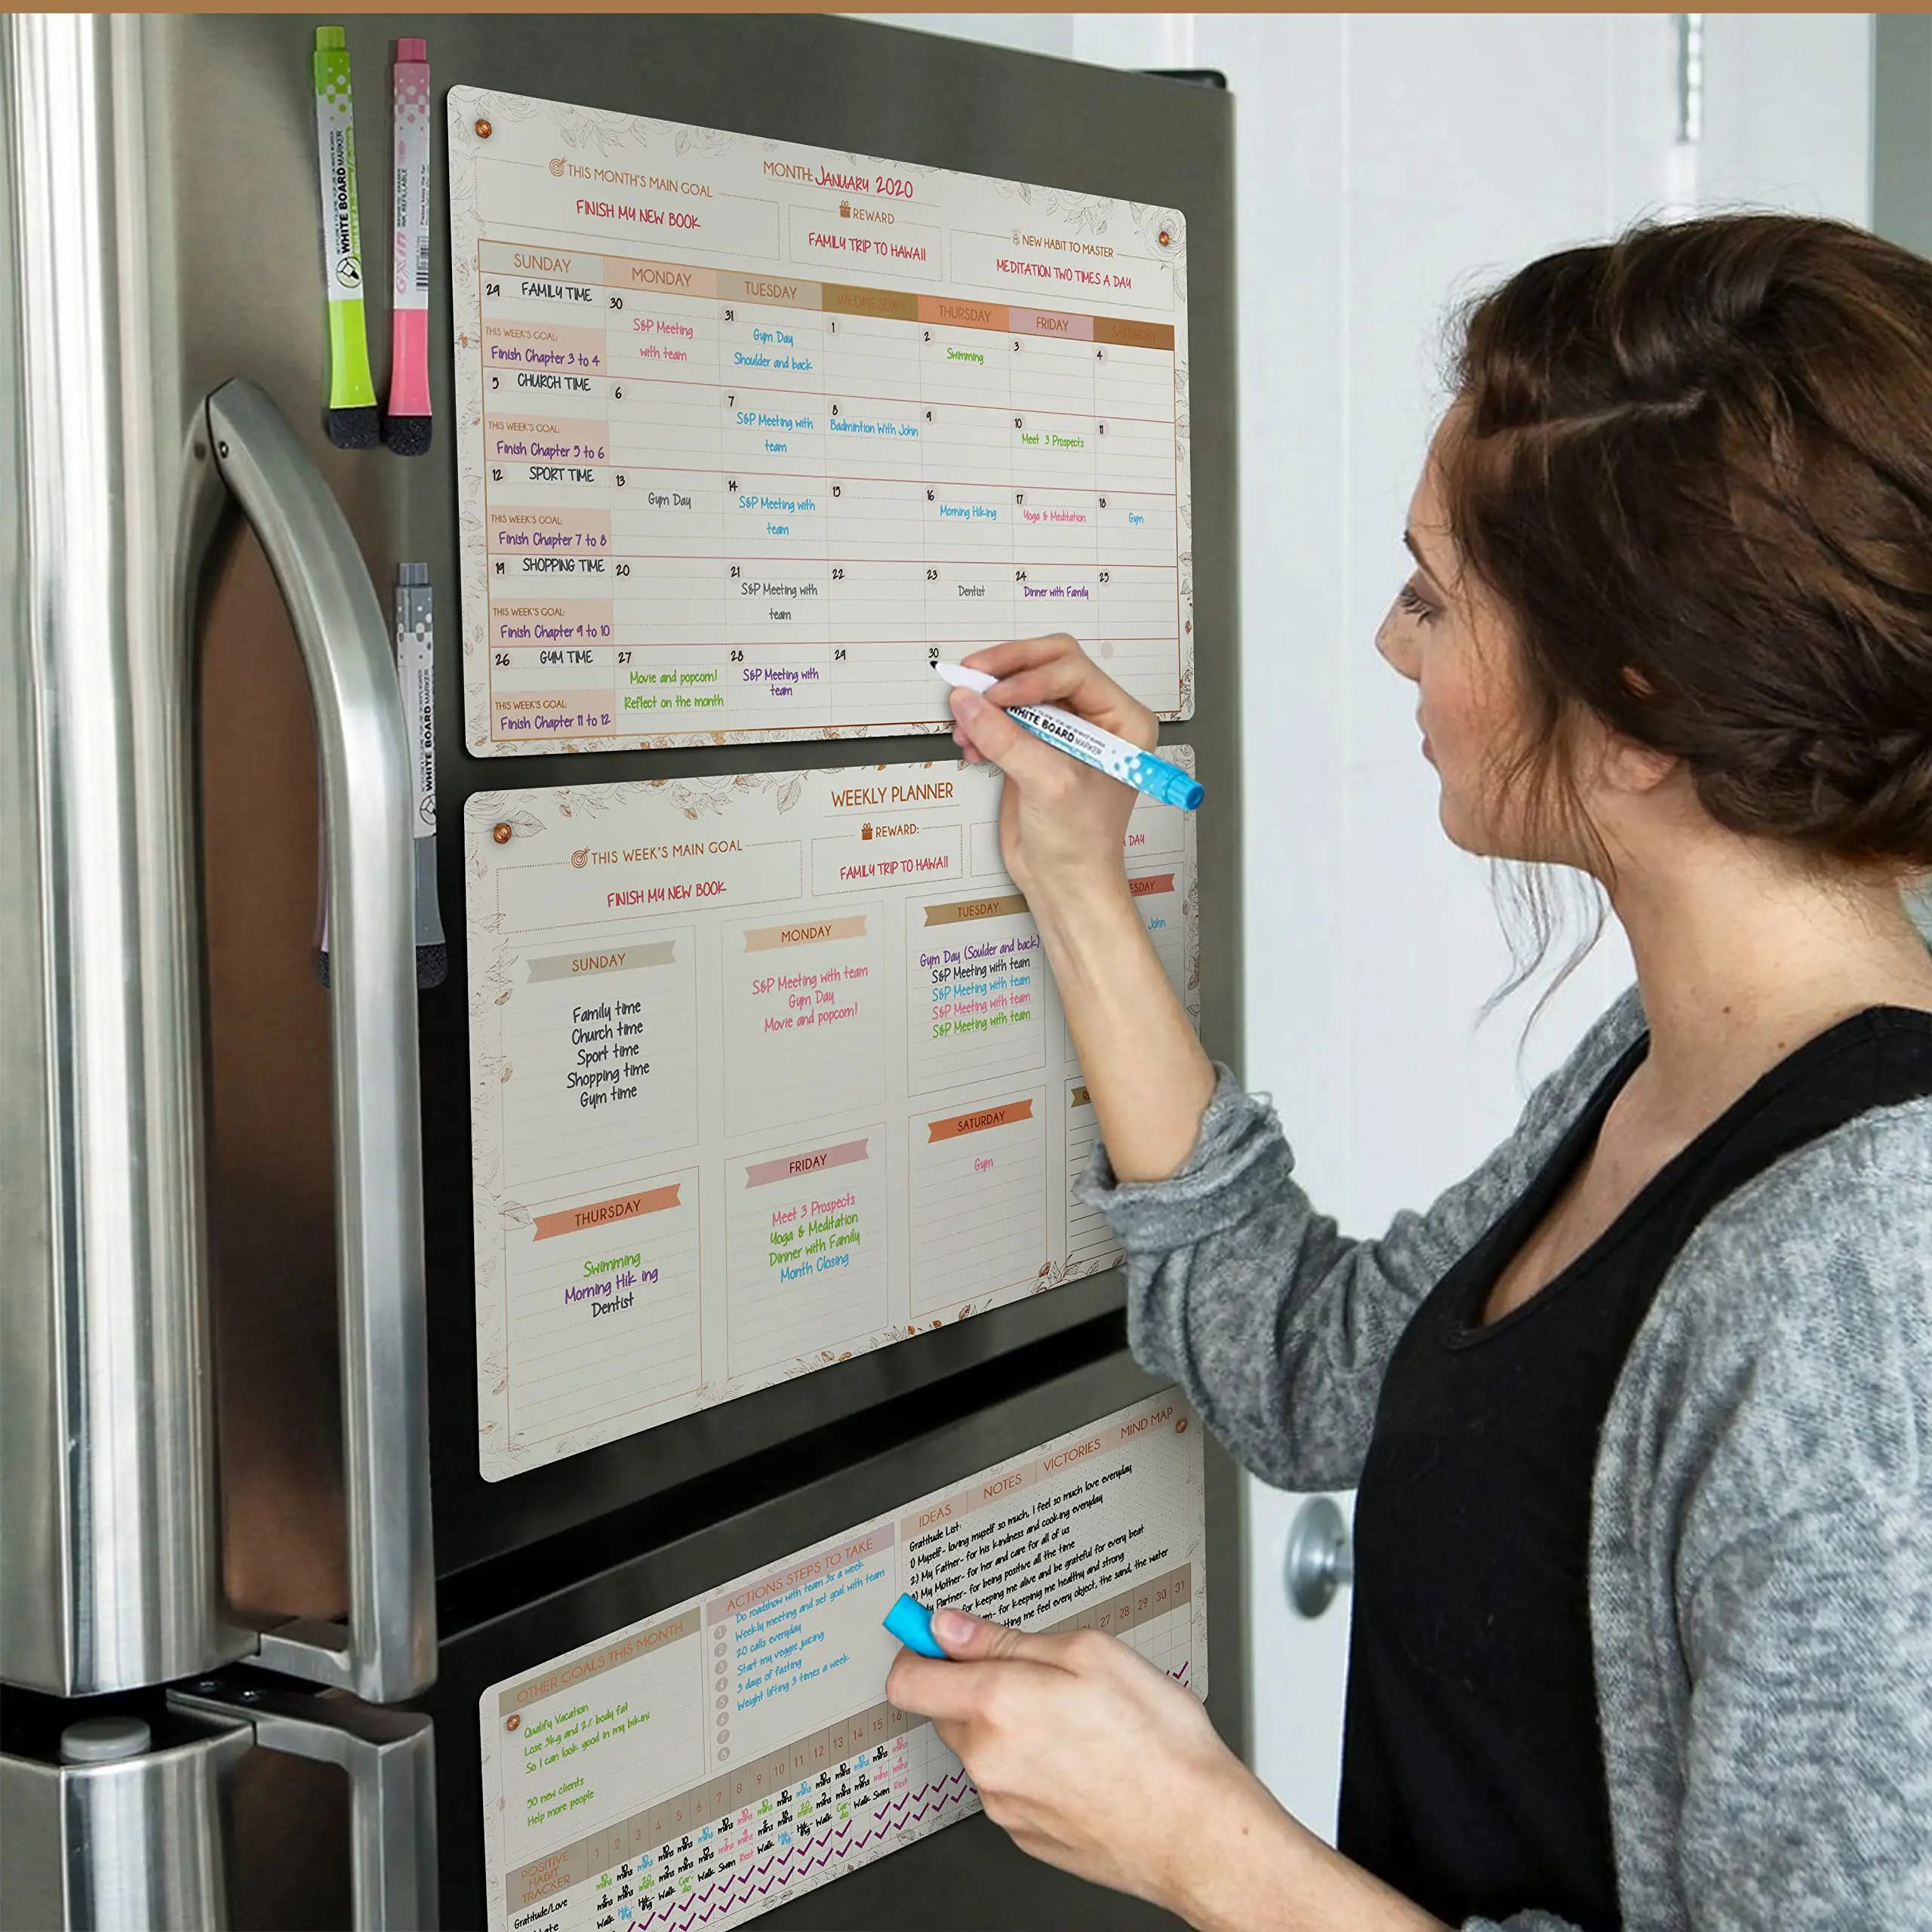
[385,36,432,453]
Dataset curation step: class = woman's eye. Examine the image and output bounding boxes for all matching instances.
[1395,581,1438,623]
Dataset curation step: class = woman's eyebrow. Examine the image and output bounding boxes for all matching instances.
[1402,529,1438,577]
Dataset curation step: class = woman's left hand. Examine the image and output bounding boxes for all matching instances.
[884,1607,1267,1920]
[888,1610,1448,1932]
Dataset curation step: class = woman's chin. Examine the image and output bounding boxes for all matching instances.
[1437,792,1503,859]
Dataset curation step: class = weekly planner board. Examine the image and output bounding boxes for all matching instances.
[481,1386,1205,1930]
[467,758,1198,1479]
[448,88,1194,752]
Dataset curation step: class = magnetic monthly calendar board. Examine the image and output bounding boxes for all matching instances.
[466,758,1198,1479]
[481,1386,1206,1930]
[448,86,1194,753]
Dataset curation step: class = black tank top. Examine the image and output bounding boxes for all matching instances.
[1339,1006,1932,1930]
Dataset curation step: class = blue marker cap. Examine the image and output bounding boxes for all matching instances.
[1125,748,1205,813]
[882,1592,947,1659]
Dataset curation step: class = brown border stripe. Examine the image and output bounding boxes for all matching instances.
[611,257,715,296]
[1095,315,1176,351]
[918,294,1004,331]
[718,270,819,308]
[497,1607,698,1715]
[926,1098,1033,1143]
[527,938,675,981]
[743,1137,869,1189]
[743,914,867,951]
[820,282,920,321]
[706,1527,894,1623]
[533,1182,680,1241]
[472,243,1177,348]
[923,892,1027,926]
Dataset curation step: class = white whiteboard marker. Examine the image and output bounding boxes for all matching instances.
[396,563,447,986]
[936,662,1202,812]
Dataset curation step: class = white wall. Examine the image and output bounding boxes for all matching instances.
[863,3,1876,1841]
[1697,14,1873,220]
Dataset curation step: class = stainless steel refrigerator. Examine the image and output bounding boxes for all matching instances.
[1,15,1243,1927]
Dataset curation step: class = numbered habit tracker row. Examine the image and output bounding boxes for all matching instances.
[467,760,1198,1480]
[450,88,1192,753]
[483,1389,1206,1932]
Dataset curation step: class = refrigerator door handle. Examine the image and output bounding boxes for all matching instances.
[171,1682,438,1931]
[192,379,435,1704]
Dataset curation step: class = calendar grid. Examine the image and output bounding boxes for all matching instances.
[450,92,1192,754]
[472,244,1186,743]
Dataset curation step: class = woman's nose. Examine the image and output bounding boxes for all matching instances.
[1376,610,1420,681]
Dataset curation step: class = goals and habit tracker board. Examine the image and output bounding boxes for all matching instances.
[466,758,1197,1479]
[448,87,1194,753]
[481,1387,1206,1931]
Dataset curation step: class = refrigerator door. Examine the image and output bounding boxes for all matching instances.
[423,1343,1246,1930]
[3,11,230,1698]
[3,15,434,1701]
[158,13,1239,1604]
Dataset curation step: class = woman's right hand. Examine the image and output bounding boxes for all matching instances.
[950,633,1158,910]
[954,632,1214,1183]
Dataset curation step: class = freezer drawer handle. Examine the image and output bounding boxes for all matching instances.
[172,1681,439,1930]
[195,380,435,1704]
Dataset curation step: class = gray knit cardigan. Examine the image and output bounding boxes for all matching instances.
[1079,991,1932,1930]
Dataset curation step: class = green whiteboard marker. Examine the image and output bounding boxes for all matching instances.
[312,26,379,448]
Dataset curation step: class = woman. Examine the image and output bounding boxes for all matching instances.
[887,215,1932,1930]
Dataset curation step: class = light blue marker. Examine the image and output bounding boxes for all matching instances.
[882,1592,947,1658]
[936,661,1203,812]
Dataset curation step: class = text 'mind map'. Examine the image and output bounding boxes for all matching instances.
[467,758,1198,1478]
[449,88,1193,752]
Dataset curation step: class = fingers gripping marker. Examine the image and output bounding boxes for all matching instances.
[883,1592,948,1658]
[934,661,1202,811]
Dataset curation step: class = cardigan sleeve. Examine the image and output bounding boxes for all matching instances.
[1073,995,1644,1494]
[1651,1133,1932,1927]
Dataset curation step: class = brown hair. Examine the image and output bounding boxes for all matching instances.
[1444,214,1932,877]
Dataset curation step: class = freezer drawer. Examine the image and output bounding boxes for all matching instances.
[424,1343,1245,1931]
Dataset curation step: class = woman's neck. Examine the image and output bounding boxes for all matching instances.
[1607,831,1932,1130]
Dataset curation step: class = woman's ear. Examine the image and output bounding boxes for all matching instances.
[1600,667,1678,795]
[1598,728,1680,798]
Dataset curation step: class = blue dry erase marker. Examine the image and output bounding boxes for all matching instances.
[883,1592,947,1659]
[936,661,1203,812]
